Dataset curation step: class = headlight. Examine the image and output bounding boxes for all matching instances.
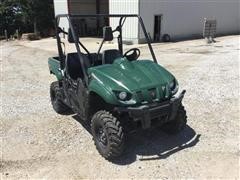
[113,91,132,101]
[169,81,175,89]
[170,79,179,95]
[119,92,127,100]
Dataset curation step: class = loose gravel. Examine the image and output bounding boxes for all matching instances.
[0,35,239,179]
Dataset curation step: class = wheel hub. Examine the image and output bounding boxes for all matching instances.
[97,128,107,146]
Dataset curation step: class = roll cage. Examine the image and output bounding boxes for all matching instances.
[55,14,158,86]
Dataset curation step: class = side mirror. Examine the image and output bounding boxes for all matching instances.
[103,26,113,41]
[68,28,79,43]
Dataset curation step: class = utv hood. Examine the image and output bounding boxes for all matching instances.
[88,58,176,105]
[89,58,175,92]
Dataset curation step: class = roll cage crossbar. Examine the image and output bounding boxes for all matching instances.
[55,14,158,86]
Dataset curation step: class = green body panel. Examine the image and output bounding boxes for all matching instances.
[88,58,175,106]
[48,56,176,106]
[48,57,63,80]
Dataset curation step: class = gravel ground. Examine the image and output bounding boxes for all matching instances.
[0,35,239,179]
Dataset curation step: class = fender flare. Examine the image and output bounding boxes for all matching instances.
[88,80,120,105]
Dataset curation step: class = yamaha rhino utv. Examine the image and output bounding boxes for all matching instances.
[48,14,187,160]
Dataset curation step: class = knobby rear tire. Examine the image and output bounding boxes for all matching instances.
[50,81,71,115]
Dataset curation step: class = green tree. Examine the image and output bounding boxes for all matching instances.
[0,0,23,36]
[20,0,54,35]
[0,0,54,36]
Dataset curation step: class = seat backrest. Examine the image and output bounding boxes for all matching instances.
[102,49,122,64]
[66,53,91,80]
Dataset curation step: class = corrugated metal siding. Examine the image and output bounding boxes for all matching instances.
[69,0,96,14]
[69,0,109,29]
[139,0,240,41]
[69,0,108,14]
[69,0,97,29]
[109,0,139,41]
[54,0,109,35]
[54,0,69,33]
[54,0,68,15]
[100,0,109,14]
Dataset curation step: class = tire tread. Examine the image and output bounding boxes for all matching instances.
[91,110,125,160]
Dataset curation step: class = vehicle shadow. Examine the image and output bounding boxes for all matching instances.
[72,115,200,165]
[115,126,200,165]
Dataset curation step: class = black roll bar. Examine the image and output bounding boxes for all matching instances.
[55,14,158,86]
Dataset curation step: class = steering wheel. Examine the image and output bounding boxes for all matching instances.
[123,48,141,61]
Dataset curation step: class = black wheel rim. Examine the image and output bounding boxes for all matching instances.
[96,126,108,148]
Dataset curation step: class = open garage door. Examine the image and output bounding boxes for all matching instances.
[68,0,109,37]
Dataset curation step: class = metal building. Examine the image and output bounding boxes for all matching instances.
[54,0,108,36]
[54,0,240,43]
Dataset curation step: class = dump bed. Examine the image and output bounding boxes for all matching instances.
[48,57,63,80]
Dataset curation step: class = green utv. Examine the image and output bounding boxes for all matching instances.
[48,14,187,160]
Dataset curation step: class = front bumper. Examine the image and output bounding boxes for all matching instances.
[115,90,186,129]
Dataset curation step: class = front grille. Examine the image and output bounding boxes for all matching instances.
[136,91,144,102]
[148,88,157,100]
[149,104,170,118]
